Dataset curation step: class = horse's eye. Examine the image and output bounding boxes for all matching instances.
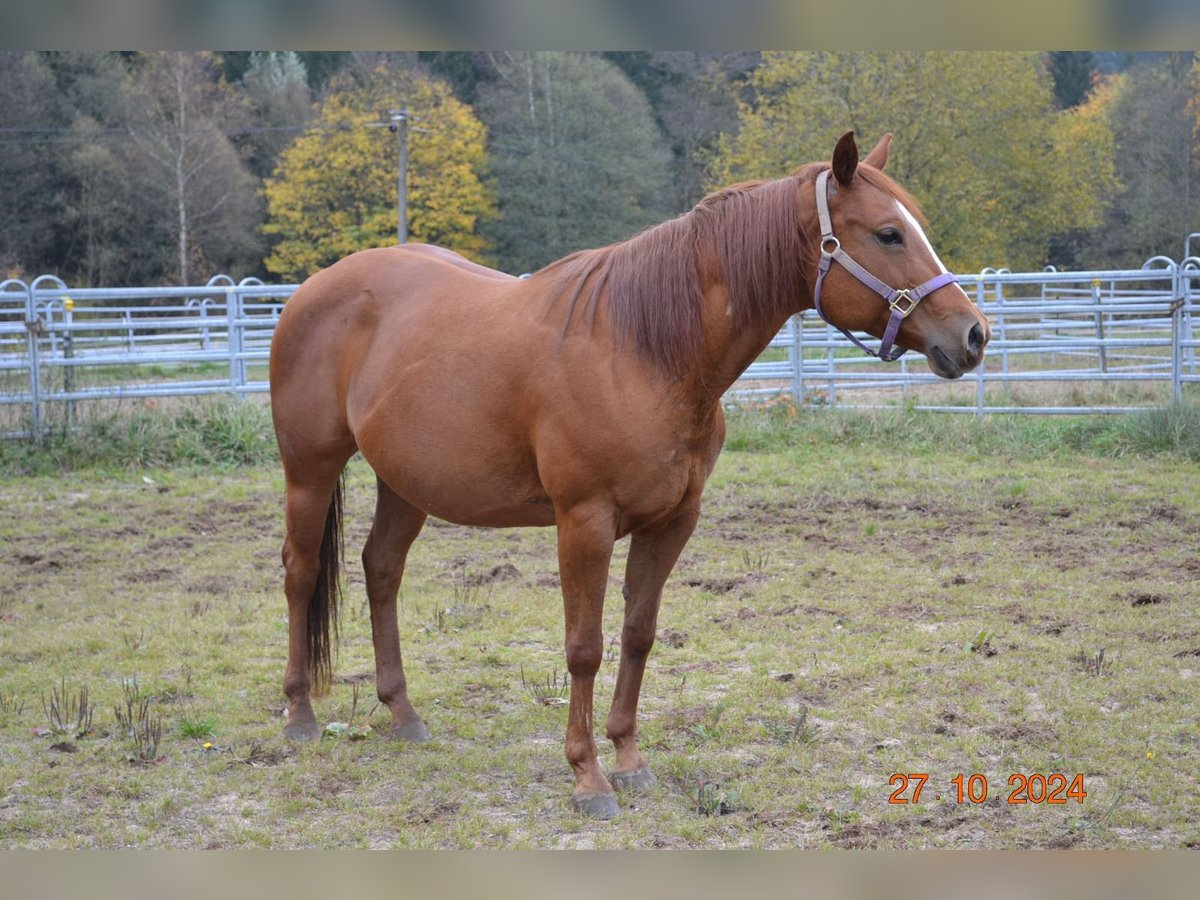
[877,228,903,246]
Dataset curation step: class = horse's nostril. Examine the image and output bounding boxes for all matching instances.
[968,322,985,355]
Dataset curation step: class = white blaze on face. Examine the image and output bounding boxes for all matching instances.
[896,199,976,310]
[896,202,949,275]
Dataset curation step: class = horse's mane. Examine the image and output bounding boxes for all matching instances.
[533,162,921,376]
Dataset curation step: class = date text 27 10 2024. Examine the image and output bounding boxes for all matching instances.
[888,773,1087,805]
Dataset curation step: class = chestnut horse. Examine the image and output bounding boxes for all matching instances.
[268,132,989,818]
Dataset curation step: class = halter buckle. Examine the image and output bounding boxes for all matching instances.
[889,289,919,318]
[820,236,840,256]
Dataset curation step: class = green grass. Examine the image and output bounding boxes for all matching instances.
[4,399,1200,479]
[1,397,277,476]
[721,400,1200,462]
[2,400,1199,847]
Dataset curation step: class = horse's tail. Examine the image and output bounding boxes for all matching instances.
[309,472,345,696]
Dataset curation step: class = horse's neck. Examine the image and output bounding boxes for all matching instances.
[689,256,808,404]
[683,178,815,403]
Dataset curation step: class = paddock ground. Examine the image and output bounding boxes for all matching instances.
[1,435,1197,848]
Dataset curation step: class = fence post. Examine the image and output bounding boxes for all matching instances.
[1171,297,1183,404]
[1173,261,1184,395]
[995,271,1010,375]
[789,314,803,407]
[63,297,75,430]
[227,286,244,396]
[1093,279,1107,373]
[975,357,985,419]
[24,284,43,443]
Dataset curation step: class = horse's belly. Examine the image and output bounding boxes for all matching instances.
[362,435,555,528]
[411,488,556,529]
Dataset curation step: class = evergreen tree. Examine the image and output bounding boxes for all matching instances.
[1049,51,1098,108]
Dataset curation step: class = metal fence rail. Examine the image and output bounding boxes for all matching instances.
[3,255,1199,440]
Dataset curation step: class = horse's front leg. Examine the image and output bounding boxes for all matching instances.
[607,509,699,793]
[556,502,619,818]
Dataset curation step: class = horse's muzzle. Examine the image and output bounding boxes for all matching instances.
[929,320,988,379]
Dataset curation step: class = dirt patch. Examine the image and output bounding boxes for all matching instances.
[773,603,841,618]
[682,575,746,595]
[147,535,196,552]
[406,801,461,825]
[1120,592,1170,608]
[185,576,232,595]
[127,567,174,584]
[464,563,521,586]
[1032,619,1071,636]
[657,629,688,649]
[16,554,66,574]
[829,820,905,849]
[333,672,375,684]
[985,722,1058,743]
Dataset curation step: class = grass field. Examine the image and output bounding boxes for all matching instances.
[1,402,1198,848]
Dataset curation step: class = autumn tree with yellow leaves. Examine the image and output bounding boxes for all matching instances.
[263,60,494,281]
[708,52,1117,272]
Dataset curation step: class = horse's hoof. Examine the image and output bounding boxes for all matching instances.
[571,791,620,819]
[283,721,322,741]
[610,765,658,794]
[386,719,431,742]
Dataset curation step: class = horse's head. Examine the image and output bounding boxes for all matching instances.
[809,131,989,379]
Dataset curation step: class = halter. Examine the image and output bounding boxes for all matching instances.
[811,168,959,361]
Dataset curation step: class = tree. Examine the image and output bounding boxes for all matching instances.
[475,51,674,273]
[239,52,313,181]
[708,52,1117,272]
[43,52,146,286]
[1086,54,1198,267]
[121,52,262,285]
[1049,51,1098,108]
[418,51,492,105]
[262,58,494,281]
[1044,75,1121,269]
[0,52,68,279]
[606,51,760,211]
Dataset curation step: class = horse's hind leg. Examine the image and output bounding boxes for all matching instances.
[362,477,430,741]
[281,457,352,740]
[606,509,699,792]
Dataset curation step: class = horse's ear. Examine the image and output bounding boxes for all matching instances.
[864,133,892,170]
[832,131,858,188]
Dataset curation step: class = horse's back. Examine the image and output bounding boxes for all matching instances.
[273,246,522,368]
[398,243,518,281]
[270,246,557,520]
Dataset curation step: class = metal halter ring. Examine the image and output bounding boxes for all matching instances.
[888,289,919,318]
[821,236,841,256]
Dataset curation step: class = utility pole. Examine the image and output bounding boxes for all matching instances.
[389,108,410,244]
[369,107,426,244]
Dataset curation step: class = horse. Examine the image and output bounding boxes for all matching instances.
[268,131,990,818]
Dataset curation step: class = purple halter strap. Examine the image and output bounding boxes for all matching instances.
[811,168,959,362]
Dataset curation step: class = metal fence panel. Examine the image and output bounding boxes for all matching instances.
[2,257,1198,440]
